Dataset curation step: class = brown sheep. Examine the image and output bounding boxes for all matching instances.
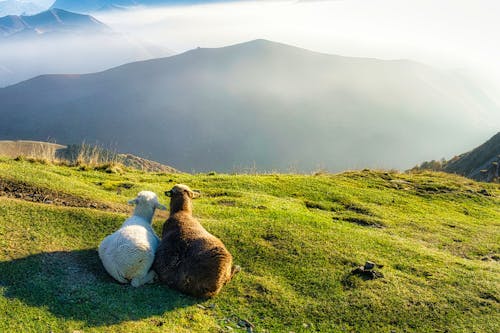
[153,184,239,298]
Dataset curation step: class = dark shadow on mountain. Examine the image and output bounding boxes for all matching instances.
[0,249,198,326]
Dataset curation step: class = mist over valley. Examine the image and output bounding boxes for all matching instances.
[0,0,499,172]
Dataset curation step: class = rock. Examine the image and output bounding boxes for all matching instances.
[237,318,255,329]
[479,189,491,196]
[351,265,384,280]
[364,261,376,270]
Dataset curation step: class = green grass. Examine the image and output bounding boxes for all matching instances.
[0,157,499,332]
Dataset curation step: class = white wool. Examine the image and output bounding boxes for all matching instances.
[98,191,165,287]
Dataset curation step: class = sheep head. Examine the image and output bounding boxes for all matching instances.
[128,191,166,222]
[165,184,200,214]
[165,184,200,199]
[128,191,167,209]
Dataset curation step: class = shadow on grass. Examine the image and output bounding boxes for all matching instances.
[0,249,198,327]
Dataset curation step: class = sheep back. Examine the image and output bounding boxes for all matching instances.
[99,218,159,283]
[153,214,234,298]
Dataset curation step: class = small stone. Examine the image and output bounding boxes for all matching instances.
[237,318,255,328]
[479,189,491,196]
[364,261,376,270]
[352,266,365,274]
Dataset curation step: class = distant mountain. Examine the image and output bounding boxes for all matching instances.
[0,7,170,87]
[412,132,500,182]
[51,0,236,13]
[0,8,109,38]
[0,39,499,172]
[0,0,43,16]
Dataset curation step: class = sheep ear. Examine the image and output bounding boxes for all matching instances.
[128,198,138,205]
[156,203,167,210]
[191,190,201,198]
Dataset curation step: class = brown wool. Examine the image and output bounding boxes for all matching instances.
[153,184,239,298]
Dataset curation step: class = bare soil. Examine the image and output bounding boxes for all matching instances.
[0,177,126,213]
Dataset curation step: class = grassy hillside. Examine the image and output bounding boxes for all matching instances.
[0,157,499,332]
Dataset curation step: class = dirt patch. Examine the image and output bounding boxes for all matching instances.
[480,253,500,262]
[478,292,499,304]
[205,190,242,198]
[217,199,237,207]
[0,177,125,213]
[337,216,385,228]
[262,233,279,242]
[343,202,373,215]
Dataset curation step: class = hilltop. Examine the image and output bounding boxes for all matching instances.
[0,157,498,332]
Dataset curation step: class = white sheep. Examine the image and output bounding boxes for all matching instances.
[98,191,166,287]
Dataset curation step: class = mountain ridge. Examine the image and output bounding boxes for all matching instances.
[1,39,498,172]
[0,8,110,38]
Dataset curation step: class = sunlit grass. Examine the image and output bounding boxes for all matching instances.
[0,158,499,332]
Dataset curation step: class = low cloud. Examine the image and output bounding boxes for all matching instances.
[1,0,499,105]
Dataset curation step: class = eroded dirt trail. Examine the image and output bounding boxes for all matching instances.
[0,177,127,213]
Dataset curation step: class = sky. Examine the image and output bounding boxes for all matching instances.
[92,0,500,105]
[2,0,500,106]
[8,0,54,6]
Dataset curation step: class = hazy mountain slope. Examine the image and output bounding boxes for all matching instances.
[0,7,170,87]
[0,39,498,172]
[0,8,109,38]
[443,132,500,181]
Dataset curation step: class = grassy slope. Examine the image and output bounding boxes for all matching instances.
[0,157,499,333]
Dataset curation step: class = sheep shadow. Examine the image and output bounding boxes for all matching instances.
[0,249,198,327]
